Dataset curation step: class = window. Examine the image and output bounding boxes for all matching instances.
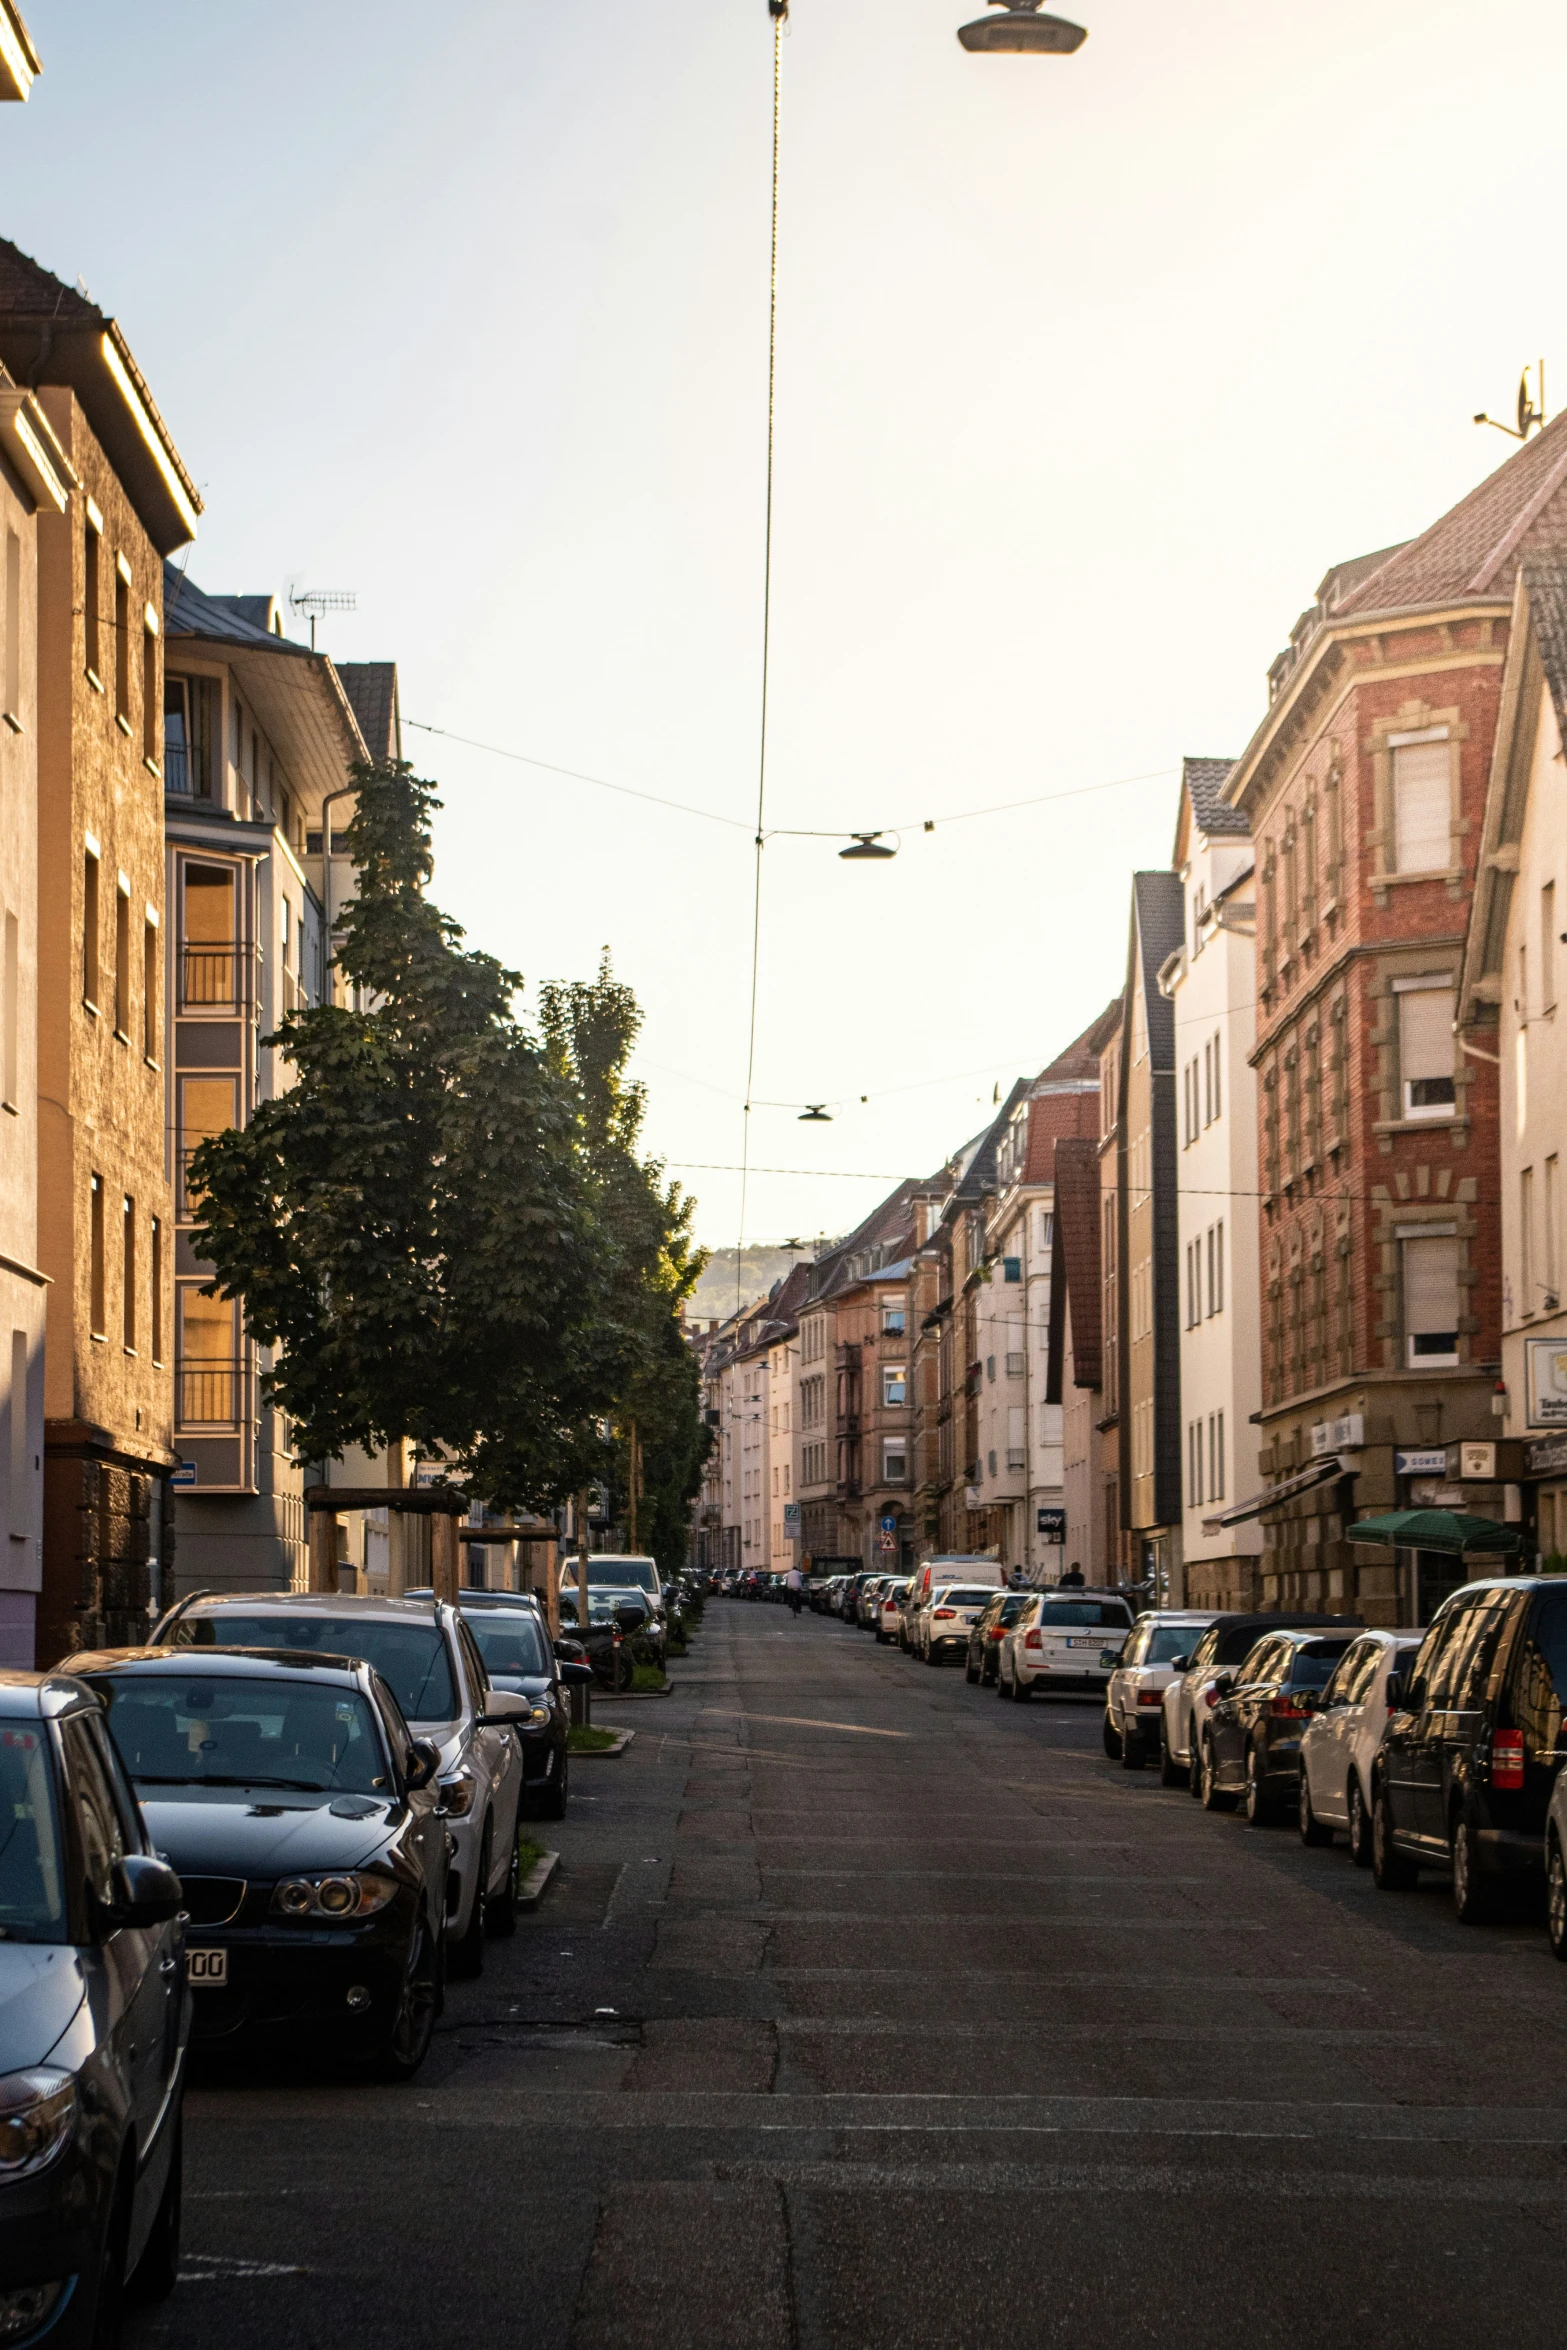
[1188,1420,1203,1506]
[113,561,130,723]
[1519,940,1530,1026]
[1,909,15,1106]
[1210,1033,1221,1121]
[883,1439,907,1483]
[89,1174,105,1336]
[142,614,158,765]
[82,845,99,1008]
[1522,1169,1536,1315]
[881,1301,905,1335]
[1545,882,1558,1012]
[2,528,17,721]
[176,1286,239,1428]
[113,877,130,1039]
[1549,1157,1561,1304]
[1209,1222,1224,1315]
[1391,737,1450,873]
[1002,1256,1021,1283]
[1186,1241,1199,1329]
[150,1218,163,1365]
[178,1074,238,1214]
[1403,1231,1461,1365]
[179,861,238,1009]
[121,1197,136,1352]
[142,915,158,1062]
[83,512,101,681]
[1208,1410,1225,1499]
[1396,982,1457,1119]
[1038,1209,1052,1253]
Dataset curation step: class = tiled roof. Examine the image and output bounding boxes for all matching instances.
[337,663,401,762]
[1033,998,1122,1092]
[1337,409,1567,617]
[1182,755,1247,838]
[165,566,291,649]
[1522,549,1567,739]
[1133,870,1185,1018]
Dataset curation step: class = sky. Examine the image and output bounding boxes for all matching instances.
[6,0,1565,1252]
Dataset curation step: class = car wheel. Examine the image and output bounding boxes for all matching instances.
[1347,1776,1373,1869]
[1450,1808,1499,1925]
[448,1821,491,1978]
[925,1641,940,1666]
[1159,1723,1186,1788]
[488,1832,521,1937]
[965,1654,980,1684]
[375,1909,442,2081]
[1548,1837,1567,1960]
[1244,1741,1278,1826]
[1103,1708,1123,1760]
[1120,1713,1145,1769]
[1372,1782,1419,1890]
[1297,1767,1333,1846]
[538,1747,569,1823]
[127,2118,181,2303]
[1199,1737,1235,1812]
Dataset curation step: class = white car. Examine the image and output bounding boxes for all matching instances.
[918,1583,1003,1664]
[1102,1611,1222,1769]
[997,1590,1136,1699]
[1297,1626,1424,1864]
[877,1579,910,1644]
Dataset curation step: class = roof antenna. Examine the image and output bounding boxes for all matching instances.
[1475,361,1546,443]
[289,587,357,651]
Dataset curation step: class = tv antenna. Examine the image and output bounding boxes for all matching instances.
[1474,362,1546,444]
[289,587,357,650]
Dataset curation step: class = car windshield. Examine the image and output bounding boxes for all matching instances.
[941,1588,995,1608]
[0,1724,66,1942]
[175,1613,458,1723]
[1145,1624,1200,1664]
[1038,1601,1128,1628]
[560,1592,624,1628]
[465,1613,551,1676]
[94,1675,389,1795]
[572,1560,657,1595]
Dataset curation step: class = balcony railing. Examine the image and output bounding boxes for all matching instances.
[175,1355,250,1432]
[178,943,260,1014]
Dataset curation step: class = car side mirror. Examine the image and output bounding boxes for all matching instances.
[1296,1688,1321,1714]
[107,1853,183,1930]
[557,1659,594,1687]
[1170,1655,1190,1674]
[405,1738,441,1791]
[478,1688,531,1725]
[1099,1648,1123,1670]
[1212,1672,1236,1699]
[553,1636,586,1661]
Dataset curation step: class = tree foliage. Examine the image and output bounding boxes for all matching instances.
[189,760,708,1524]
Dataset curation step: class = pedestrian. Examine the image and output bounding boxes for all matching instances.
[785,1561,805,1616]
[1059,1560,1085,1588]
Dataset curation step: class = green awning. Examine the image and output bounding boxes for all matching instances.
[1346,1509,1524,1558]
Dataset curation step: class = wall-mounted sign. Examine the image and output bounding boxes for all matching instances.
[1036,1507,1066,1544]
[1526,1337,1567,1429]
[1395,1448,1448,1477]
[1311,1413,1365,1458]
[170,1461,196,1488]
[1452,1441,1497,1482]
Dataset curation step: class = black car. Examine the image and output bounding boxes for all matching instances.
[1201,1627,1360,1823]
[405,1589,588,1819]
[1373,1574,1567,1918]
[0,1669,186,2346]
[67,1648,449,2079]
[965,1591,1033,1686]
[558,1590,637,1690]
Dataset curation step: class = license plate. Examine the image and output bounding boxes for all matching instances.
[1066,1637,1098,1649]
[188,1948,228,1987]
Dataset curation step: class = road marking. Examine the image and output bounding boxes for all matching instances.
[718,2159,1567,2205]
[697,1710,912,1739]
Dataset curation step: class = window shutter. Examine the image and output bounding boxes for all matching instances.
[1403,1235,1460,1354]
[1398,987,1455,1081]
[1391,742,1450,873]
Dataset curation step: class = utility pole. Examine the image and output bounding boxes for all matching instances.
[628,1420,640,1553]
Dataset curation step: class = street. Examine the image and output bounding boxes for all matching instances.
[134,1603,1567,2350]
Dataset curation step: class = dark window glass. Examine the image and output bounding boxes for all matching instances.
[1235,1639,1280,1684]
[466,1614,551,1677]
[1217,1623,1269,1666]
[1322,1640,1370,1705]
[94,1673,388,1794]
[0,1719,66,1941]
[59,1713,127,1911]
[1289,1637,1354,1689]
[1408,1606,1461,1700]
[1146,1625,1199,1665]
[1512,1591,1567,1756]
[1037,1601,1132,1629]
[177,1612,458,1723]
[1188,1627,1221,1671]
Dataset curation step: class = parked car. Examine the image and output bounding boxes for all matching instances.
[558,1589,636,1691]
[965,1591,1033,1686]
[562,1554,665,1618]
[1199,1627,1359,1822]
[1159,1612,1354,1788]
[1297,1627,1424,1862]
[0,1668,187,2343]
[68,1646,448,2084]
[918,1583,1003,1665]
[856,1576,887,1629]
[1372,1574,1567,1919]
[452,1594,588,1820]
[876,1580,911,1645]
[998,1590,1136,1699]
[907,1557,1008,1624]
[1102,1611,1222,1767]
[151,1593,527,1977]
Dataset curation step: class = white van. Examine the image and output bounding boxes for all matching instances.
[910,1556,1008,1611]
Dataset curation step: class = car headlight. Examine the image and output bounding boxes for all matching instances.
[438,1770,477,1816]
[0,2069,76,2179]
[0,2284,65,2342]
[271,1873,400,1921]
[516,1701,552,1727]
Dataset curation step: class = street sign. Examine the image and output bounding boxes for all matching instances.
[783,1502,801,1542]
[877,1535,897,1553]
[1035,1506,1065,1544]
[170,1461,196,1489]
[879,1514,897,1535]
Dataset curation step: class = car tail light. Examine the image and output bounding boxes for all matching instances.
[988,1626,1004,1640]
[1137,1690,1163,1707]
[1491,1729,1525,1790]
[1024,1629,1043,1650]
[1269,1695,1310,1719]
[933,1607,955,1620]
[1202,1687,1219,1707]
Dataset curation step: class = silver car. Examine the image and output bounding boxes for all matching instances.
[150,1590,530,1977]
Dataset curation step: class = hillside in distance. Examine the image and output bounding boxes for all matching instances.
[687,1243,829,1327]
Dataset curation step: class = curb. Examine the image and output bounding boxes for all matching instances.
[572,1729,635,1757]
[518,1850,559,1909]
[593,1683,675,1701]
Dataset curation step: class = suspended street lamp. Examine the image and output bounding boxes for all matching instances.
[839,832,896,861]
[957,0,1086,53]
[798,1105,833,1123]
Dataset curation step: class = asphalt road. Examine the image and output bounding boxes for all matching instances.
[131,1601,1567,2350]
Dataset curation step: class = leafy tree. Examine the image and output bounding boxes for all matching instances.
[189,761,703,1520]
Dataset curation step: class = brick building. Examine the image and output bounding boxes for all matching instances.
[1223,419,1567,1624]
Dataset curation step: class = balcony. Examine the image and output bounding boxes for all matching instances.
[175,1354,250,1432]
[178,943,260,1015]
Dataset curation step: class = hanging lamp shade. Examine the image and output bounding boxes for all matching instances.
[957,0,1086,53]
[798,1105,832,1123]
[839,833,896,861]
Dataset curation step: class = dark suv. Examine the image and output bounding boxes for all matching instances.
[1372,1574,1567,1920]
[1201,1627,1360,1824]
